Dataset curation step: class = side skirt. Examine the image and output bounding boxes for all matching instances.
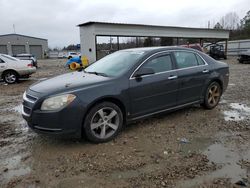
[128,100,201,122]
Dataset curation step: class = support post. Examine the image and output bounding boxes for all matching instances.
[117,36,119,50]
[225,39,228,59]
[199,38,203,47]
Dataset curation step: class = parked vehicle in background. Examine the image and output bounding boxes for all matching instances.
[238,50,250,64]
[181,43,204,52]
[22,47,229,143]
[58,52,67,59]
[0,54,36,84]
[16,54,38,67]
[209,44,227,59]
[67,52,79,59]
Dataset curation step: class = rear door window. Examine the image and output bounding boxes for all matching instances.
[195,54,206,65]
[173,51,198,69]
[142,54,173,73]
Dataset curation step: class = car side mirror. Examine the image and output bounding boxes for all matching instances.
[134,67,155,78]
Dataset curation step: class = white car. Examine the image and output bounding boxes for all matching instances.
[67,52,79,59]
[0,54,36,84]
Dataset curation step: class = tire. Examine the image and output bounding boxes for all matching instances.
[83,102,123,143]
[3,71,19,84]
[203,82,222,109]
[68,56,72,59]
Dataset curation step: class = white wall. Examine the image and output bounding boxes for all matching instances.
[79,23,229,63]
[79,25,96,63]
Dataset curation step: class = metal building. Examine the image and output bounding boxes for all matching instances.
[0,34,48,59]
[78,21,230,63]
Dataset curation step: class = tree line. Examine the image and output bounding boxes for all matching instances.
[214,10,250,40]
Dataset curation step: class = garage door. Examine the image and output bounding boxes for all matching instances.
[12,45,26,56]
[30,45,42,59]
[0,45,7,54]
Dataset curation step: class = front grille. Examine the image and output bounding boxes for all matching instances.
[22,91,38,116]
[23,106,31,115]
[26,94,37,102]
[23,92,38,103]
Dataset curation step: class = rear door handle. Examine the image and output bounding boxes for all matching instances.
[168,75,178,80]
[202,69,209,73]
[0,66,5,68]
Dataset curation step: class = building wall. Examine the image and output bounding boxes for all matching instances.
[79,25,96,63]
[79,23,229,63]
[0,34,48,59]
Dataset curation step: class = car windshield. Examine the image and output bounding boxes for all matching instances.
[85,51,144,77]
[1,54,19,61]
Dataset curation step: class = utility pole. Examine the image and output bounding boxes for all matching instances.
[13,24,16,34]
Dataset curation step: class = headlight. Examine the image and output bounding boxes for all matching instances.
[41,94,76,111]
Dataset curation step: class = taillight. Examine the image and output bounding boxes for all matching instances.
[27,63,33,67]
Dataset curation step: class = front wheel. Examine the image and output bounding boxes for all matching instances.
[3,71,19,84]
[83,102,123,143]
[203,82,222,109]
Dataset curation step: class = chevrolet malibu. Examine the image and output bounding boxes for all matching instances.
[22,47,229,143]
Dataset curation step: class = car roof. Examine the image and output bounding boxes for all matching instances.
[121,46,201,55]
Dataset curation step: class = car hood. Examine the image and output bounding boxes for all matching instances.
[29,71,111,94]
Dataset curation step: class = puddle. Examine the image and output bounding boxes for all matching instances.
[179,137,212,156]
[0,155,31,183]
[223,103,250,121]
[176,131,250,188]
[177,143,249,187]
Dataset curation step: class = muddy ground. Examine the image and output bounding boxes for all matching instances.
[0,57,250,188]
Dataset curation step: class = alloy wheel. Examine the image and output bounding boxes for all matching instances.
[5,72,17,84]
[208,85,220,106]
[90,107,119,139]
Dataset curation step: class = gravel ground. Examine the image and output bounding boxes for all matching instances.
[0,57,250,188]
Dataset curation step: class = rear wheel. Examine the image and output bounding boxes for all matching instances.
[83,102,123,143]
[203,82,222,109]
[3,71,19,84]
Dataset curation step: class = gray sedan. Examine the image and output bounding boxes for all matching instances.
[22,47,229,143]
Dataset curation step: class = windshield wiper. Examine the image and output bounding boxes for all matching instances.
[85,71,109,77]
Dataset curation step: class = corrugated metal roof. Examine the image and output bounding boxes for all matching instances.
[78,21,229,32]
[0,33,47,41]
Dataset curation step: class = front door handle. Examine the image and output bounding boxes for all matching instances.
[168,75,178,80]
[202,69,209,73]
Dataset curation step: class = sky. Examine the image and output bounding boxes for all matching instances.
[0,0,249,48]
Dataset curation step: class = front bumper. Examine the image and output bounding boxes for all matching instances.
[22,91,86,138]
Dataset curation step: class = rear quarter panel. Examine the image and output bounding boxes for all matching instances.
[202,60,229,97]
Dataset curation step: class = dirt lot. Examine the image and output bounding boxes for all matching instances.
[0,57,250,188]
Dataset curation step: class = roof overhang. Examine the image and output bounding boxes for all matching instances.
[78,21,229,39]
